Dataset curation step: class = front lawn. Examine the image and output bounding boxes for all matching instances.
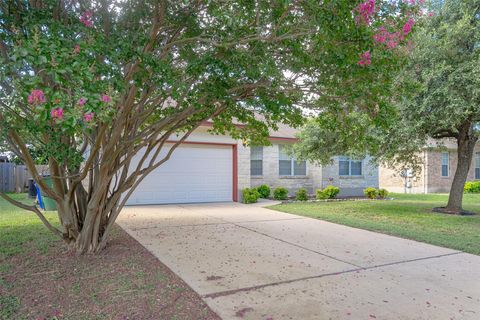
[0,194,219,320]
[270,193,480,255]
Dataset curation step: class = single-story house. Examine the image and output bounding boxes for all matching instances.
[126,122,379,205]
[379,139,480,194]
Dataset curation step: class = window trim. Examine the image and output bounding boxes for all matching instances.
[338,156,363,177]
[278,145,307,177]
[441,152,449,177]
[250,146,263,176]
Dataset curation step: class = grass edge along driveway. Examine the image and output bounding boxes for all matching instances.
[0,194,220,320]
[269,193,480,256]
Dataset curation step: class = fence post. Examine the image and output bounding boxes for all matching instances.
[0,163,15,193]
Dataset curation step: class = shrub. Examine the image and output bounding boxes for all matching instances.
[273,187,289,200]
[316,189,328,200]
[295,188,308,201]
[377,188,389,199]
[364,187,378,199]
[322,185,340,199]
[256,184,271,198]
[464,181,480,193]
[242,188,259,204]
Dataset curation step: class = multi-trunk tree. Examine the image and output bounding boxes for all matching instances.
[0,0,416,253]
[292,0,479,214]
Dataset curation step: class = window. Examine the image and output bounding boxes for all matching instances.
[475,152,480,180]
[441,152,449,177]
[339,157,362,176]
[279,145,306,176]
[250,146,263,176]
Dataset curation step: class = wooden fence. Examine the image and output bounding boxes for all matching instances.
[0,164,49,193]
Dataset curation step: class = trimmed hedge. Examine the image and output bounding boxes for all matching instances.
[295,188,308,201]
[378,188,389,199]
[363,187,389,199]
[256,184,271,198]
[364,187,378,199]
[316,185,340,199]
[242,188,259,204]
[464,181,480,193]
[273,187,289,200]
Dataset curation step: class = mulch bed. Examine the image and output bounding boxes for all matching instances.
[0,226,221,320]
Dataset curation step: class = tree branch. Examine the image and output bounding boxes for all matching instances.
[0,192,63,238]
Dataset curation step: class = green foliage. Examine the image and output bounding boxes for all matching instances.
[316,189,328,200]
[464,181,480,193]
[242,188,259,204]
[0,1,422,168]
[292,1,479,212]
[295,188,308,201]
[364,187,379,199]
[321,185,340,199]
[256,184,271,199]
[377,188,389,199]
[273,187,289,200]
[9,145,49,165]
[0,1,424,251]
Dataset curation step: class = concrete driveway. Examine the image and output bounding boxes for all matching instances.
[117,201,480,320]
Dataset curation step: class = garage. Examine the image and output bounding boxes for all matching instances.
[126,143,236,205]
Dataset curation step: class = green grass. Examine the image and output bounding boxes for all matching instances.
[0,194,59,319]
[270,193,480,255]
[0,194,59,260]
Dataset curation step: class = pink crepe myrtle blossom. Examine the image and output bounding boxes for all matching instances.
[83,112,94,122]
[357,51,371,66]
[387,40,399,49]
[402,18,415,35]
[28,89,46,105]
[354,0,375,25]
[78,97,87,106]
[80,11,93,28]
[100,94,111,103]
[50,107,64,120]
[428,12,434,17]
[73,44,80,54]
[373,26,389,44]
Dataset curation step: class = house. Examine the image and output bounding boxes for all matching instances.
[126,122,379,205]
[379,139,480,194]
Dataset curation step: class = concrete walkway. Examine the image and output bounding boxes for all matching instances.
[117,201,480,320]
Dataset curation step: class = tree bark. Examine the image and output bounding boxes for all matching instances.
[443,122,478,214]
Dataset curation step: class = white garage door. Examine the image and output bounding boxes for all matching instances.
[126,144,233,205]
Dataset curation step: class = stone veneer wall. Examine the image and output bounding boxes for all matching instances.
[237,144,251,201]
[249,143,323,195]
[321,156,379,197]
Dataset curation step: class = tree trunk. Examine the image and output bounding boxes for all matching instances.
[443,123,478,214]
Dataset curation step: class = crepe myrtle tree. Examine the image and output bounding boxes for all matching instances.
[293,0,479,214]
[0,0,415,254]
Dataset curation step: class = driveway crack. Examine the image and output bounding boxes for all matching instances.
[203,252,464,299]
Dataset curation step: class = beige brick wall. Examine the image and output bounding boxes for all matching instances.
[249,143,323,196]
[426,146,480,193]
[379,143,480,194]
[321,156,379,196]
[379,152,427,194]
